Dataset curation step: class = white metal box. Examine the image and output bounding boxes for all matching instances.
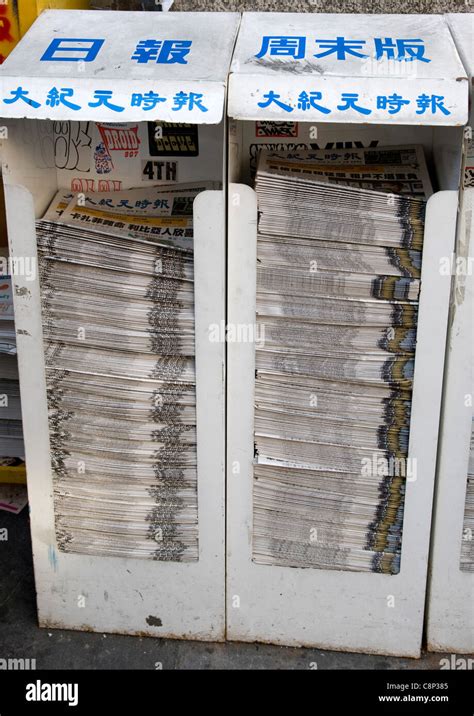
[226,12,469,657]
[426,13,474,654]
[0,9,240,640]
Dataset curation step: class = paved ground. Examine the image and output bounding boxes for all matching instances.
[0,509,465,670]
[93,1,472,16]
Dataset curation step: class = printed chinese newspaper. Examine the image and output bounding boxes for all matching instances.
[37,182,216,561]
[252,146,431,574]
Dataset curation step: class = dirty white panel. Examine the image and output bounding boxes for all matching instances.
[0,119,57,217]
[229,13,468,125]
[226,183,458,656]
[426,196,474,654]
[0,10,240,123]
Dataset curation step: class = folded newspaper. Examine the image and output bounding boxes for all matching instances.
[38,182,217,562]
[252,146,431,575]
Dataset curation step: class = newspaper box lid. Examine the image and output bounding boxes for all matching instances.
[446,14,474,183]
[229,12,468,126]
[446,14,473,87]
[0,10,240,124]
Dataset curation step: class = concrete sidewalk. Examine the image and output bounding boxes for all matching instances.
[0,509,465,670]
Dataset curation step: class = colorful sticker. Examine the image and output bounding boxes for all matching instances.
[148,122,199,157]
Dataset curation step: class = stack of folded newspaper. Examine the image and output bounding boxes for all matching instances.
[460,417,474,571]
[37,182,214,561]
[253,147,432,574]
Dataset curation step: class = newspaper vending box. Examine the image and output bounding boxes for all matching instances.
[226,12,469,656]
[0,9,239,640]
[426,13,474,655]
